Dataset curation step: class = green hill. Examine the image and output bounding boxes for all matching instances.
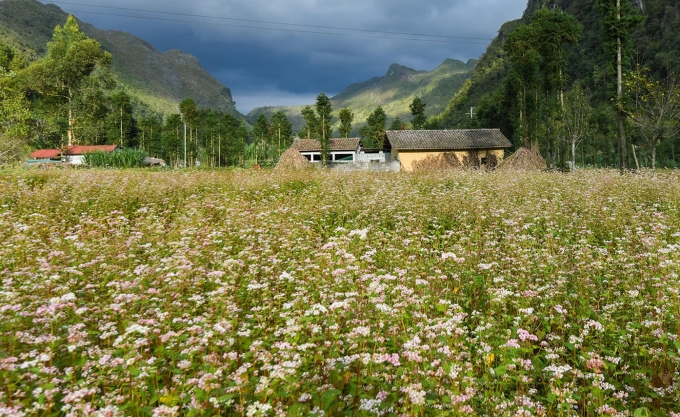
[433,0,680,143]
[247,59,477,135]
[0,0,241,118]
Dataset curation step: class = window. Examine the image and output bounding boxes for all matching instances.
[334,153,354,162]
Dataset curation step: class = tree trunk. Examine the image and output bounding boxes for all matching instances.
[572,139,576,170]
[616,0,628,173]
[632,144,640,170]
[67,88,74,146]
[652,145,656,170]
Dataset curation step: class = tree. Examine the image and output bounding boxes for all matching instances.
[162,114,184,167]
[360,106,387,149]
[409,97,427,130]
[338,108,354,138]
[252,113,270,165]
[390,117,407,131]
[0,43,31,164]
[505,23,541,149]
[139,116,162,154]
[271,111,292,156]
[300,106,318,139]
[626,68,680,169]
[505,8,581,154]
[561,84,593,169]
[108,91,136,147]
[26,15,112,145]
[315,93,332,165]
[594,0,644,172]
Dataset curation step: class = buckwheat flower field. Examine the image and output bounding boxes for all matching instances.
[1,169,680,417]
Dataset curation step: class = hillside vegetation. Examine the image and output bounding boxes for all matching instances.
[0,0,240,117]
[247,59,477,135]
[433,0,680,169]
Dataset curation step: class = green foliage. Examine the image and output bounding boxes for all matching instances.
[360,106,387,148]
[338,107,354,138]
[25,15,113,145]
[107,91,137,147]
[409,97,427,129]
[315,93,332,165]
[389,117,406,131]
[82,148,146,168]
[299,106,318,139]
[625,67,680,169]
[504,8,581,150]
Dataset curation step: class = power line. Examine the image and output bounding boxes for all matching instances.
[47,1,493,44]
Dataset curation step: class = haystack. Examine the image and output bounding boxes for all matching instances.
[412,152,462,172]
[496,147,546,171]
[275,149,314,170]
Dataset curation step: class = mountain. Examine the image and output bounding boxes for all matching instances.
[432,0,680,135]
[247,58,477,134]
[0,0,240,117]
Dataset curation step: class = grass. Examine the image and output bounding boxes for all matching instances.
[1,168,680,416]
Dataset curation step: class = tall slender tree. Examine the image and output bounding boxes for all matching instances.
[270,111,292,155]
[315,93,333,165]
[409,97,427,130]
[594,0,644,172]
[338,108,354,138]
[108,91,135,147]
[300,106,318,139]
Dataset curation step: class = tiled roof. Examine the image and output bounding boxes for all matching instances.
[386,129,512,151]
[289,138,361,152]
[29,149,62,159]
[29,145,119,159]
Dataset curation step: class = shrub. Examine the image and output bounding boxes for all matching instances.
[83,148,147,168]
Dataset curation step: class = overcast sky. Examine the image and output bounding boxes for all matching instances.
[41,0,527,114]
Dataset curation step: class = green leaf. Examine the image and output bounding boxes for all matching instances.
[633,407,650,417]
[494,365,507,376]
[321,389,341,411]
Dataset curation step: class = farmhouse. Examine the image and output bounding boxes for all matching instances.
[289,138,361,163]
[386,129,512,172]
[28,145,119,165]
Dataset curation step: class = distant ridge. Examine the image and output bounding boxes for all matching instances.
[0,0,242,117]
[247,58,477,134]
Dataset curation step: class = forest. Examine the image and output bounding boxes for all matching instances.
[0,16,300,168]
[2,0,680,169]
[433,0,680,170]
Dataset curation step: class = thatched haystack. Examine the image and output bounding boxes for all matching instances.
[412,152,462,172]
[496,147,546,171]
[275,149,314,170]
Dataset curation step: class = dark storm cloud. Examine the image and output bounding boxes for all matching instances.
[41,0,527,113]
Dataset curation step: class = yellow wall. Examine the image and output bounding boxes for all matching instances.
[395,149,505,172]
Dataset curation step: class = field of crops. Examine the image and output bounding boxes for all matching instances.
[1,168,680,416]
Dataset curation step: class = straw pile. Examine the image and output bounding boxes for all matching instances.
[496,147,546,171]
[412,152,462,172]
[275,149,314,170]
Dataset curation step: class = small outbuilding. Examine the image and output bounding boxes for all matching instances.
[386,129,513,172]
[289,138,361,163]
